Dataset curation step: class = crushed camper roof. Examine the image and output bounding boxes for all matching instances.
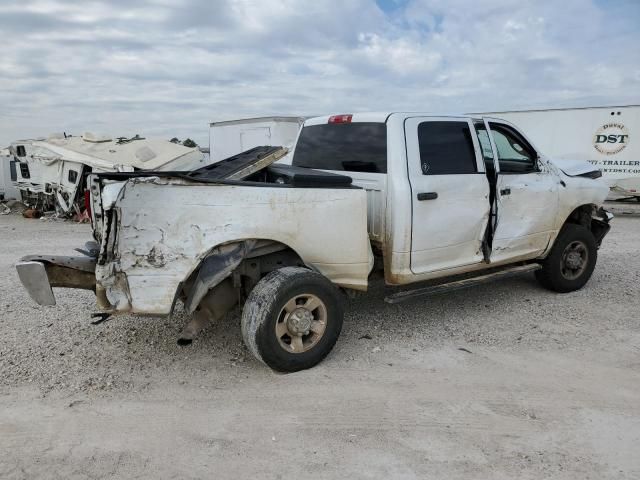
[30,133,202,171]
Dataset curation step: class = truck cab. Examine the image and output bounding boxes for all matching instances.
[292,113,610,285]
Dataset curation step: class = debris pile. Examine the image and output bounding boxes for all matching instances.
[0,199,27,216]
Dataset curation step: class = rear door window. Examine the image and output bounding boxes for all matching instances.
[292,123,387,173]
[418,121,477,175]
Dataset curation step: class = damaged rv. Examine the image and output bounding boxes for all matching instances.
[8,133,205,215]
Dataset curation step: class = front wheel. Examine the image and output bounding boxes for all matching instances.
[241,267,344,372]
[535,223,598,293]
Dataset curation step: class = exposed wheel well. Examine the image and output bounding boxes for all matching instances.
[177,239,307,314]
[173,240,308,343]
[236,242,307,293]
[561,204,611,247]
[564,204,596,228]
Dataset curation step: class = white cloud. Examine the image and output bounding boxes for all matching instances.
[0,0,638,146]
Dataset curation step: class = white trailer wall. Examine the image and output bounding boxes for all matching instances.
[209,116,305,163]
[0,152,20,201]
[476,105,640,195]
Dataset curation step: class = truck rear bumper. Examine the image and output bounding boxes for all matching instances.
[16,255,97,306]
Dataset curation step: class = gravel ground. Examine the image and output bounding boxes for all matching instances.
[1,214,639,479]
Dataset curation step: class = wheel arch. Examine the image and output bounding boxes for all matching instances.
[563,204,598,229]
[173,238,308,315]
[544,203,611,259]
[562,203,611,246]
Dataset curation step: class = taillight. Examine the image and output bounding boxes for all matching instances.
[84,189,91,215]
[328,114,353,124]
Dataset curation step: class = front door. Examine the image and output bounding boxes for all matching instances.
[405,117,491,274]
[483,119,559,262]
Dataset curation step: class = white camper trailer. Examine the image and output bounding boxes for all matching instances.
[209,116,305,164]
[475,105,640,198]
[9,133,205,214]
[0,148,20,201]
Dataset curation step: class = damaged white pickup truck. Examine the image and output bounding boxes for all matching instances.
[17,113,612,372]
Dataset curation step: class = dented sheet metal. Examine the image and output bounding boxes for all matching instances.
[93,177,373,315]
[183,240,256,313]
[16,255,97,306]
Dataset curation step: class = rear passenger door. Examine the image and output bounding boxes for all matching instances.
[405,117,490,274]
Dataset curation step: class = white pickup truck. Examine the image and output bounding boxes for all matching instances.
[17,112,612,372]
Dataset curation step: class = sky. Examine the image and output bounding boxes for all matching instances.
[0,0,638,147]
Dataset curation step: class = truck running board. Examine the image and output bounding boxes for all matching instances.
[384,264,542,304]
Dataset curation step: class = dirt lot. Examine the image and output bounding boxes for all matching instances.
[1,214,639,479]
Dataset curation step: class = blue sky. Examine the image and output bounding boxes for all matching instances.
[0,0,638,146]
[376,0,409,12]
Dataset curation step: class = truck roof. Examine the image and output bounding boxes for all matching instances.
[304,112,467,125]
[306,107,640,125]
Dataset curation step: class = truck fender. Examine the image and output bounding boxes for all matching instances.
[555,204,612,249]
[182,240,256,313]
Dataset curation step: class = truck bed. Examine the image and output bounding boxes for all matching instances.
[91,174,373,315]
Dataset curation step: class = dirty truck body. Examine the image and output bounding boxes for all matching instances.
[17,113,612,372]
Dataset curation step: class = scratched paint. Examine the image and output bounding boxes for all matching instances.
[88,115,610,315]
[94,178,374,315]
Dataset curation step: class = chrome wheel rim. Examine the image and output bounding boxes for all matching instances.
[561,240,588,280]
[275,293,327,353]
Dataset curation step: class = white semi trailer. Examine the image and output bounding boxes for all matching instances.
[475,105,640,198]
[209,116,305,164]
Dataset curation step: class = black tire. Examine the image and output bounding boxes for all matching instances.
[241,267,344,372]
[535,223,597,293]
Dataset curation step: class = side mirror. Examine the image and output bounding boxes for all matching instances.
[531,156,543,173]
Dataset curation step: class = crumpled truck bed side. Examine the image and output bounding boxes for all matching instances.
[96,177,373,315]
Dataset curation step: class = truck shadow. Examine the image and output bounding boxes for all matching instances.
[336,273,555,350]
[11,270,602,395]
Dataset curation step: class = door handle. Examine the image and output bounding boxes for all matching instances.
[417,192,438,201]
[500,188,511,196]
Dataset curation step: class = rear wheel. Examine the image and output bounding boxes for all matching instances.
[535,223,597,293]
[241,267,344,372]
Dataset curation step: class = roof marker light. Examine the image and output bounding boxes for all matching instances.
[328,114,353,124]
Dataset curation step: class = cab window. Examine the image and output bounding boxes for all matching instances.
[293,123,387,173]
[418,121,477,175]
[474,126,494,162]
[488,123,537,173]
